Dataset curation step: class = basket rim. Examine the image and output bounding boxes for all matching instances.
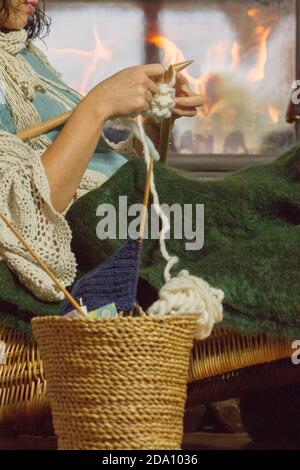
[31,314,198,325]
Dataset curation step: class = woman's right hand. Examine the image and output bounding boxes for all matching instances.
[42,65,164,213]
[85,64,165,120]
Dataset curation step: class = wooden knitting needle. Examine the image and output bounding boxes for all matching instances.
[16,60,193,142]
[139,62,193,238]
[159,65,176,165]
[0,212,86,317]
[139,158,153,239]
[159,60,193,164]
[17,111,72,142]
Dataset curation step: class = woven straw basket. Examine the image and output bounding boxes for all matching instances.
[31,315,196,450]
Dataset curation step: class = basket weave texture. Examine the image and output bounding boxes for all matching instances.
[32,315,196,450]
[0,324,51,436]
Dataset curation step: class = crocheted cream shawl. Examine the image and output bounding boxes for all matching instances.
[0,29,134,302]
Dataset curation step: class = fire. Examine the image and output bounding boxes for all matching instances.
[247,26,272,83]
[199,74,213,117]
[268,104,280,124]
[149,35,185,66]
[230,42,241,70]
[149,35,215,115]
[246,7,272,83]
[149,28,273,115]
[248,8,258,19]
[149,35,202,89]
[49,25,112,95]
[48,22,276,133]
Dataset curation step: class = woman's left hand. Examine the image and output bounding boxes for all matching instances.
[172,72,203,120]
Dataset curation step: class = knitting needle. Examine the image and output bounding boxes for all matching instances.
[0,212,87,317]
[139,62,194,239]
[159,65,176,165]
[17,111,72,142]
[140,158,153,239]
[159,60,194,164]
[16,60,193,142]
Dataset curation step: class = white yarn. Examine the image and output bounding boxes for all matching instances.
[120,73,179,280]
[124,69,224,340]
[145,81,176,122]
[148,270,224,340]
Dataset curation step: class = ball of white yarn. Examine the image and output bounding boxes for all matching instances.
[147,270,224,340]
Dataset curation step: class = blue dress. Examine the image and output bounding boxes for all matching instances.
[0,48,127,178]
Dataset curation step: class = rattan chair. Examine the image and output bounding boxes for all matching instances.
[0,322,298,441]
[0,324,52,437]
[188,328,298,406]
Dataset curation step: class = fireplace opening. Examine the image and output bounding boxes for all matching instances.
[40,0,297,169]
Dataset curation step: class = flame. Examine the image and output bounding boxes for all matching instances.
[48,23,278,132]
[49,25,112,95]
[268,104,280,124]
[149,34,217,116]
[231,41,241,70]
[200,74,214,117]
[248,8,258,19]
[149,29,278,126]
[149,35,185,65]
[149,34,210,113]
[247,26,272,83]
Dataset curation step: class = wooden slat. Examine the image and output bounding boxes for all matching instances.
[168,154,277,172]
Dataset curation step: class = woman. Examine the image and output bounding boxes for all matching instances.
[0,0,203,301]
[0,0,299,345]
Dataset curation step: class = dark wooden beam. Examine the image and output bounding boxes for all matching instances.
[142,1,162,64]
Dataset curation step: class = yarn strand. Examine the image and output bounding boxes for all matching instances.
[122,69,224,340]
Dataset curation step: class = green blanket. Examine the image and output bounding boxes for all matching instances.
[1,144,300,339]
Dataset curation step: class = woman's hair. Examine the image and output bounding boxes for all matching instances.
[0,1,51,39]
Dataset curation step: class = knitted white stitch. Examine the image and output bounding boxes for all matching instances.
[145,81,176,122]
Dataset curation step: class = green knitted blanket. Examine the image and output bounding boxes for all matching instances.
[1,144,300,339]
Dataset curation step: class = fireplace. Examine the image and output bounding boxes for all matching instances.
[39,0,298,175]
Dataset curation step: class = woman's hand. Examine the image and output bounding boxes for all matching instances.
[137,72,203,154]
[86,64,165,121]
[42,64,165,213]
[172,72,203,120]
